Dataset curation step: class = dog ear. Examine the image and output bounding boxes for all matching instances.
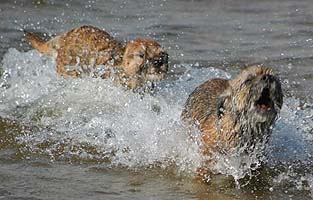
[217,87,232,119]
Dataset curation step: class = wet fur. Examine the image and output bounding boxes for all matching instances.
[25,26,168,89]
[182,66,283,155]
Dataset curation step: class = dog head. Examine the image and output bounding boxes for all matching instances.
[218,66,283,144]
[120,39,168,89]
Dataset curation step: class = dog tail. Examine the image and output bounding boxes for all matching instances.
[24,31,54,57]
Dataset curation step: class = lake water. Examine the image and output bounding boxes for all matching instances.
[1,0,313,199]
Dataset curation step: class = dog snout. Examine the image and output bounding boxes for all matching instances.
[153,52,168,68]
[261,74,275,83]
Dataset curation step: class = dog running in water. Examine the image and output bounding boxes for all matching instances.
[25,25,168,90]
[182,66,283,179]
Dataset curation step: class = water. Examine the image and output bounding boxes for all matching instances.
[1,0,313,199]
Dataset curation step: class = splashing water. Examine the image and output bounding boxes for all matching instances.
[1,48,313,187]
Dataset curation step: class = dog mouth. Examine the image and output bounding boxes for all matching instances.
[254,88,273,112]
[145,72,165,81]
[144,62,168,82]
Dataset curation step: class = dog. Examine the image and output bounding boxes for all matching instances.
[182,66,283,164]
[24,26,168,90]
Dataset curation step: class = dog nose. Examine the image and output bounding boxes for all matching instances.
[153,52,168,68]
[262,74,274,82]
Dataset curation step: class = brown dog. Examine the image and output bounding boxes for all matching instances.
[182,66,283,158]
[24,26,168,89]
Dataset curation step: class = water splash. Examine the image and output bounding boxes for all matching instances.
[1,48,313,187]
[0,48,206,174]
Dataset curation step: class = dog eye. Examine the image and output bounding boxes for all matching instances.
[135,53,144,58]
[244,79,252,84]
[243,75,253,84]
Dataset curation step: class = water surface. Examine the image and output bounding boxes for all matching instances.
[1,0,313,199]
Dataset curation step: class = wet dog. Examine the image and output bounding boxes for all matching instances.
[182,66,283,157]
[24,26,168,90]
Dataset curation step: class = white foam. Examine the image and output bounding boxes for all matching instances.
[1,48,313,182]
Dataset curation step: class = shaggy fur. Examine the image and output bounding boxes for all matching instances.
[25,26,168,89]
[182,66,283,155]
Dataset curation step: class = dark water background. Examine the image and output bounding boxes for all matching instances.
[1,0,313,199]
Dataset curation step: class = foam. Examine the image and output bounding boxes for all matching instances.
[1,48,313,184]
